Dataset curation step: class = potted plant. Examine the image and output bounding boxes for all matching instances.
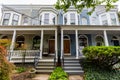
[29,68,36,78]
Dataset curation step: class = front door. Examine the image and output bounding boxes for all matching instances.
[49,40,55,53]
[64,40,70,54]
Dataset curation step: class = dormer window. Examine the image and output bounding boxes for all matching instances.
[12,14,19,25]
[64,14,67,25]
[23,17,28,24]
[70,13,75,25]
[44,13,49,24]
[101,14,108,25]
[110,13,117,25]
[82,17,87,25]
[2,13,11,25]
[52,17,55,25]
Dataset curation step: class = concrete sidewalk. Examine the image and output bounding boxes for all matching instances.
[32,74,83,80]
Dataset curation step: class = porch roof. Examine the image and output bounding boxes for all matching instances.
[0,25,120,31]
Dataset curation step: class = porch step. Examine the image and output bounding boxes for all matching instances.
[35,59,55,73]
[63,57,84,75]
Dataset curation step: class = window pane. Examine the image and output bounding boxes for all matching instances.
[64,14,67,25]
[44,13,49,24]
[3,20,9,25]
[13,14,19,21]
[101,14,108,25]
[110,13,116,25]
[4,13,10,19]
[82,18,87,25]
[12,21,18,25]
[70,13,75,25]
[23,17,28,23]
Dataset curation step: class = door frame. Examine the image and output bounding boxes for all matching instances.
[63,35,71,55]
[48,39,55,55]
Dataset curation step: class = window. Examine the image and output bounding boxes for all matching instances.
[33,36,40,49]
[110,13,117,25]
[52,17,55,25]
[64,14,67,25]
[79,35,88,47]
[82,17,87,25]
[101,14,108,25]
[44,13,49,24]
[2,13,11,25]
[23,17,28,24]
[70,13,75,25]
[95,36,104,46]
[92,17,97,25]
[40,15,42,25]
[16,35,25,49]
[12,14,19,25]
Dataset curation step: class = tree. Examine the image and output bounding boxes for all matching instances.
[55,0,118,14]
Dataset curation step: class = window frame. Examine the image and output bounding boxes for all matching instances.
[2,13,11,25]
[12,14,19,25]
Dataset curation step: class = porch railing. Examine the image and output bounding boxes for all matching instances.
[7,50,40,62]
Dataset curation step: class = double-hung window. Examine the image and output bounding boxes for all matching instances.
[70,13,75,25]
[2,13,11,25]
[12,14,19,25]
[110,13,117,25]
[44,13,49,24]
[101,14,108,25]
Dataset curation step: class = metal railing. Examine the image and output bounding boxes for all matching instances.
[54,51,57,68]
[34,50,40,68]
[61,50,64,69]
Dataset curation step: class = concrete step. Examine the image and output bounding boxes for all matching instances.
[64,67,82,70]
[36,70,53,73]
[65,70,84,75]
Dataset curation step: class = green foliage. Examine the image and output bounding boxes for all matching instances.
[48,67,68,80]
[55,0,118,14]
[82,46,120,69]
[82,60,120,80]
[16,67,26,73]
[0,46,15,80]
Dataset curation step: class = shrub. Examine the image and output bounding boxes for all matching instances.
[48,67,68,80]
[0,46,15,80]
[82,46,120,69]
[16,67,26,73]
[82,60,120,80]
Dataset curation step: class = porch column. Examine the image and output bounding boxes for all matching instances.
[40,30,44,59]
[75,30,79,59]
[55,30,58,58]
[10,30,16,52]
[103,30,109,46]
[61,29,63,58]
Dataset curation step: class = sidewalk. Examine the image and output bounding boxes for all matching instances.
[32,74,83,80]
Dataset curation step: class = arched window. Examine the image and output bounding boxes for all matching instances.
[16,35,25,49]
[33,36,40,49]
[82,17,87,25]
[79,35,88,47]
[111,36,119,46]
[64,35,70,39]
[95,35,104,46]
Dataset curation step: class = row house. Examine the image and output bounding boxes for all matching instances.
[0,5,119,63]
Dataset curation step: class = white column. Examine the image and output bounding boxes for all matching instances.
[103,30,109,46]
[75,30,79,59]
[61,29,63,58]
[54,30,57,58]
[10,30,16,52]
[40,30,44,59]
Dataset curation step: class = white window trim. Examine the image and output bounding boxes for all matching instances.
[1,11,21,25]
[63,12,78,25]
[39,11,57,25]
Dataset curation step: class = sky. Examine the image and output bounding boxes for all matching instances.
[0,0,120,20]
